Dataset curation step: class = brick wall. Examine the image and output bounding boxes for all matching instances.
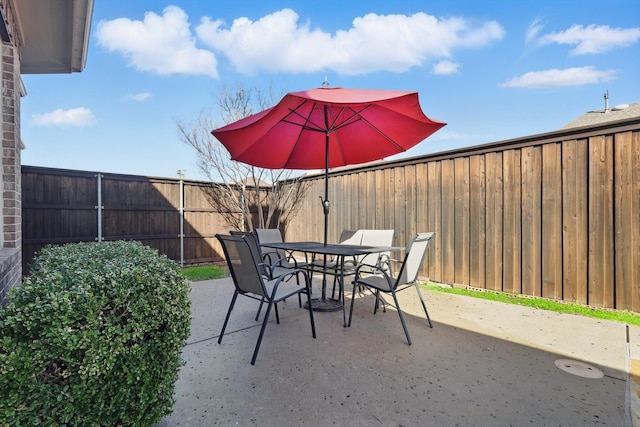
[0,0,22,307]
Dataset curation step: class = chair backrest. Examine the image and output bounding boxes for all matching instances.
[255,228,286,259]
[230,230,262,257]
[358,229,394,265]
[216,234,267,297]
[338,229,363,245]
[395,232,435,287]
[255,228,283,244]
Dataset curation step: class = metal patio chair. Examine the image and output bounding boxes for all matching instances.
[230,230,293,280]
[230,230,304,319]
[255,228,308,270]
[327,229,395,299]
[216,233,316,365]
[348,232,435,345]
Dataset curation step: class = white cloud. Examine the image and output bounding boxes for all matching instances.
[500,66,616,88]
[95,6,218,77]
[525,18,544,46]
[431,60,460,75]
[538,24,640,55]
[196,9,504,75]
[128,92,152,101]
[32,107,96,127]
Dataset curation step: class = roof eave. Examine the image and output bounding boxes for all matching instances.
[13,0,94,74]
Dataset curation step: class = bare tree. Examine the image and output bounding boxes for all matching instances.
[177,83,308,232]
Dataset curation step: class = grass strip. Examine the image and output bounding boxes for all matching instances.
[182,265,227,281]
[424,282,640,327]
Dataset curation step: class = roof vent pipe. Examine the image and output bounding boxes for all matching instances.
[604,90,610,113]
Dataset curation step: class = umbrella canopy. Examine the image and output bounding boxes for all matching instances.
[212,86,446,246]
[212,86,446,170]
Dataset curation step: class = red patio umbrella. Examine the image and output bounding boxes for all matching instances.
[212,86,446,245]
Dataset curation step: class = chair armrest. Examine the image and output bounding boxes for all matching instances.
[262,251,279,265]
[268,268,311,298]
[257,262,276,279]
[354,262,386,277]
[377,254,392,270]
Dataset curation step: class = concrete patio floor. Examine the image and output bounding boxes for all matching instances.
[157,277,640,427]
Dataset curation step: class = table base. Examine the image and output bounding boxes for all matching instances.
[304,297,342,312]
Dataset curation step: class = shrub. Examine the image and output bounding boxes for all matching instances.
[0,241,191,426]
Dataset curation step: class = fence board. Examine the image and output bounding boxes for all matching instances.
[542,143,562,299]
[357,172,367,228]
[469,155,486,288]
[521,146,542,297]
[394,167,407,248]
[441,159,455,284]
[454,157,470,286]
[485,152,503,291]
[562,139,588,303]
[372,171,385,228]
[502,150,522,294]
[403,165,416,249]
[613,131,640,311]
[346,174,355,231]
[427,161,442,281]
[588,135,615,307]
[383,168,395,232]
[415,163,430,275]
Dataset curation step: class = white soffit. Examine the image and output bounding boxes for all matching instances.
[13,0,94,74]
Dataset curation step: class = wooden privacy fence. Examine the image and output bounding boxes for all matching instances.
[22,167,230,274]
[285,118,640,312]
[21,117,640,312]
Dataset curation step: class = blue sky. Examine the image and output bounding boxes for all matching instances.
[20,0,640,181]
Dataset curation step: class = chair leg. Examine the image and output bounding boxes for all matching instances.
[373,289,382,314]
[251,299,274,365]
[255,297,265,321]
[331,272,338,299]
[414,283,433,328]
[219,291,239,344]
[304,283,317,338]
[391,290,412,345]
[337,273,347,327]
[348,283,357,327]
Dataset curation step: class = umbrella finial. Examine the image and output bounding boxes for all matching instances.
[322,76,330,87]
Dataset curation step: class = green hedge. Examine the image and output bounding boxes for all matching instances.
[0,241,191,426]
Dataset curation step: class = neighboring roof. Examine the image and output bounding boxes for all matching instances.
[562,102,640,129]
[12,0,94,74]
[237,177,272,187]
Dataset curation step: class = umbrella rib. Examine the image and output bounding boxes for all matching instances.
[354,112,406,151]
[280,100,326,167]
[281,99,326,133]
[281,103,374,133]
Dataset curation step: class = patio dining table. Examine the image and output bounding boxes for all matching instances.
[260,241,402,326]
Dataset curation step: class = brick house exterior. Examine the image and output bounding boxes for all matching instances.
[0,0,93,307]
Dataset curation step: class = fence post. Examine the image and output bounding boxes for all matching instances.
[95,173,103,242]
[178,170,185,266]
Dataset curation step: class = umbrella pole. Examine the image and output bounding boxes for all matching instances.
[323,134,329,247]
[307,117,341,312]
[321,132,330,301]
